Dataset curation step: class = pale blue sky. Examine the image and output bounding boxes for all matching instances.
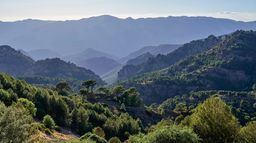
[1,0,256,21]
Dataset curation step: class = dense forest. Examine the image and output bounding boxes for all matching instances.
[0,30,256,143]
[0,72,256,143]
[122,30,256,103]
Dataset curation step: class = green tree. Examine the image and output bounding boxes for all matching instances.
[108,137,121,143]
[82,80,96,94]
[16,98,37,116]
[0,102,33,143]
[173,103,188,114]
[103,113,140,140]
[97,87,110,96]
[93,126,106,138]
[34,90,50,119]
[187,96,240,143]
[56,81,72,96]
[236,121,256,143]
[71,107,92,135]
[0,89,16,106]
[80,88,89,97]
[43,115,56,130]
[111,85,125,95]
[48,97,69,126]
[129,125,199,143]
[118,87,142,107]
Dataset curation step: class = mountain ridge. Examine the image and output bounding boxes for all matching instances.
[0,45,104,84]
[1,15,255,57]
[118,35,221,80]
[121,30,256,103]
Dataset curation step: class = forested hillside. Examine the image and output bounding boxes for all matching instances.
[119,44,180,63]
[0,45,104,85]
[1,72,256,142]
[122,30,256,103]
[118,35,221,80]
[0,45,34,76]
[0,73,142,142]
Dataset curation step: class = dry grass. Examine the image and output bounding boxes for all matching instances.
[30,130,79,143]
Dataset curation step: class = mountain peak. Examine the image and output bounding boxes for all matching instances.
[0,45,15,51]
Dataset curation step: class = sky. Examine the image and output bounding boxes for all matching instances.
[1,0,256,22]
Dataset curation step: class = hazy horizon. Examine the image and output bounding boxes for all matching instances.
[1,0,256,22]
[1,15,256,23]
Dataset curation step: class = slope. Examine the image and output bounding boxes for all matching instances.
[118,35,221,80]
[123,30,256,103]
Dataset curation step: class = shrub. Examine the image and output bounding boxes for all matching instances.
[129,125,199,143]
[108,137,121,143]
[187,97,240,143]
[0,102,34,142]
[16,98,37,116]
[0,89,16,106]
[103,113,140,140]
[93,127,105,138]
[43,115,56,130]
[236,121,256,143]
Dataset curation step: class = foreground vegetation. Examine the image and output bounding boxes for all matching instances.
[0,72,256,143]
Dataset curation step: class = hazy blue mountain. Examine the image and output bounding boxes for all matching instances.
[103,44,180,84]
[28,58,104,84]
[77,56,121,76]
[0,45,104,84]
[120,44,181,63]
[101,65,123,84]
[28,49,61,60]
[1,15,255,57]
[18,49,30,57]
[64,48,118,63]
[126,52,154,66]
[0,45,34,76]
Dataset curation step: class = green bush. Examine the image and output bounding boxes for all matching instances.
[0,102,34,142]
[0,89,16,106]
[103,113,140,140]
[16,98,37,116]
[93,127,105,138]
[108,137,121,143]
[129,125,199,143]
[186,97,240,143]
[43,115,56,130]
[236,121,256,143]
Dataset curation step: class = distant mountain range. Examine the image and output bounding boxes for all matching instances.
[1,15,255,57]
[77,56,121,76]
[121,30,256,104]
[102,44,181,84]
[120,44,181,63]
[64,48,118,63]
[126,52,154,66]
[63,48,120,76]
[0,45,104,85]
